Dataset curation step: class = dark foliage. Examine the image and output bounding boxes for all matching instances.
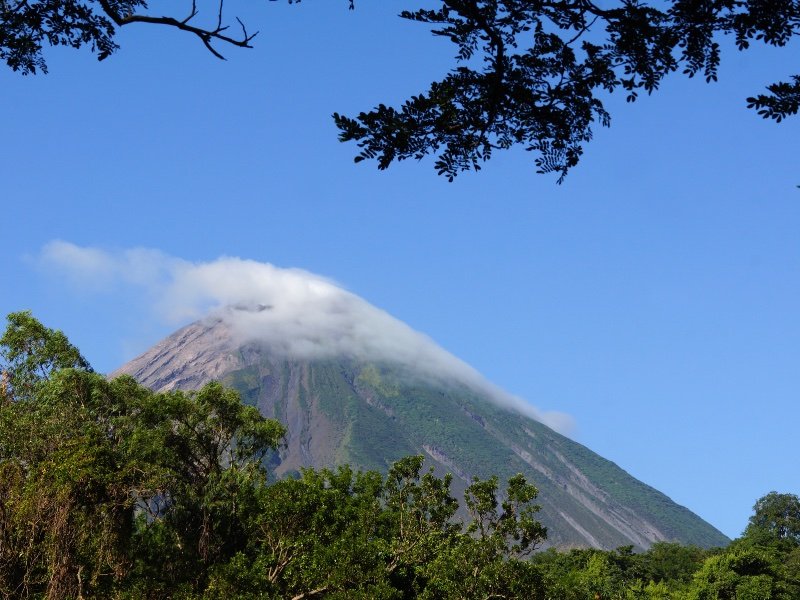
[334,0,800,180]
[0,0,354,73]
[4,2,798,181]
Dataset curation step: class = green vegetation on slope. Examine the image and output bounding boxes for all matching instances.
[350,368,729,549]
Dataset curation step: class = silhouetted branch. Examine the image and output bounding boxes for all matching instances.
[97,0,257,60]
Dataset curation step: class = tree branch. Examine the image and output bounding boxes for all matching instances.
[291,586,329,600]
[97,0,257,60]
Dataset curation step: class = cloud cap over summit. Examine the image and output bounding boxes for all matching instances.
[38,240,574,434]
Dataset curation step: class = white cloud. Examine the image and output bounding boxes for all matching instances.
[37,241,574,434]
[38,240,185,290]
[39,240,118,287]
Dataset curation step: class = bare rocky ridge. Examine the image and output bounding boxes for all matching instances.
[114,318,729,550]
[112,318,242,391]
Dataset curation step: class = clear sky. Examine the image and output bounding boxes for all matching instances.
[2,2,798,540]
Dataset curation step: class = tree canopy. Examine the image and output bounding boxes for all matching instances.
[1,311,799,599]
[334,0,800,180]
[0,311,547,599]
[744,492,800,544]
[3,1,796,181]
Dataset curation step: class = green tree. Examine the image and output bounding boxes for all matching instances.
[0,312,286,599]
[743,492,800,544]
[380,454,461,590]
[202,465,390,599]
[686,547,799,600]
[126,381,286,595]
[0,367,166,598]
[533,547,629,600]
[204,456,547,600]
[637,542,710,585]
[1,312,553,599]
[414,473,546,599]
[629,580,677,600]
[0,310,92,400]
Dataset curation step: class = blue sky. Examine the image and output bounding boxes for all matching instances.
[2,2,798,540]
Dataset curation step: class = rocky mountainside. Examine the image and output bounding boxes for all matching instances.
[115,315,728,550]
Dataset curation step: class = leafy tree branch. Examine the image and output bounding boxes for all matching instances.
[334,0,800,180]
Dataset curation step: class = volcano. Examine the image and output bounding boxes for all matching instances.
[115,307,728,550]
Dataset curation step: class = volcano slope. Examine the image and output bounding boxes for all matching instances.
[115,314,728,550]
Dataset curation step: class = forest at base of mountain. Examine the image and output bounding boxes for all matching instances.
[1,312,798,600]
